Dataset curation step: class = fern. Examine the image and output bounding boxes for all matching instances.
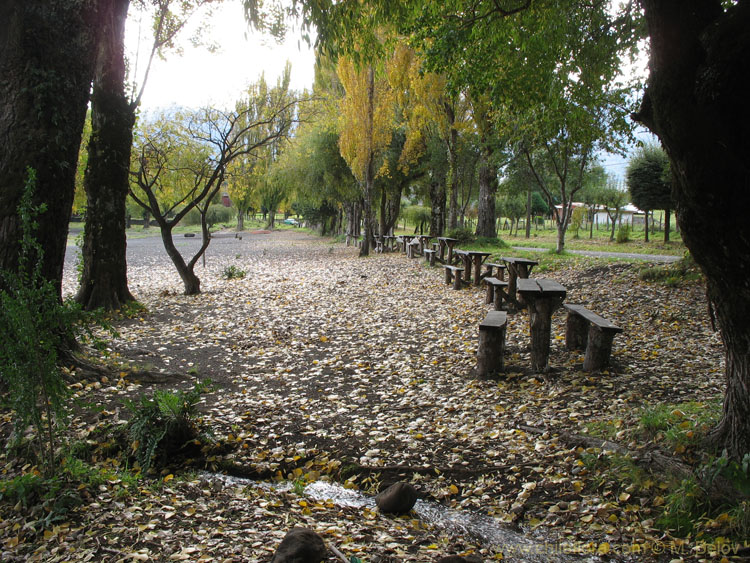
[124,380,213,473]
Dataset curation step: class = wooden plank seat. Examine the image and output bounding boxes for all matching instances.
[483,277,509,311]
[443,265,464,290]
[563,304,623,372]
[423,248,436,266]
[476,310,508,378]
[484,262,507,281]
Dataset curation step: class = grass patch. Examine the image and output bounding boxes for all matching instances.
[638,399,721,453]
[639,254,702,286]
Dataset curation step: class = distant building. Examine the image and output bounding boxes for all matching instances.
[221,193,231,207]
[555,202,646,226]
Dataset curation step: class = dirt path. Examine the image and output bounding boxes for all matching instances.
[4,230,722,561]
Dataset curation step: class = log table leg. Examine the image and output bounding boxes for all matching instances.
[461,255,472,284]
[473,258,482,286]
[525,295,565,372]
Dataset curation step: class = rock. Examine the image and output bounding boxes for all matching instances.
[270,528,327,563]
[375,481,418,515]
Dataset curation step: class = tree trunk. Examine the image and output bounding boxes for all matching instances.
[525,185,532,238]
[237,211,245,231]
[664,208,671,243]
[447,126,459,230]
[429,171,447,237]
[159,224,201,295]
[76,0,135,311]
[0,0,100,295]
[475,145,497,238]
[637,0,750,460]
[359,66,375,257]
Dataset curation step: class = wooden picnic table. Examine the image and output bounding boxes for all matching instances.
[501,256,539,302]
[436,237,458,265]
[413,235,433,256]
[517,278,567,372]
[383,235,398,252]
[399,234,416,254]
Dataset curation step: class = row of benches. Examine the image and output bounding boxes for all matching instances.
[416,240,623,375]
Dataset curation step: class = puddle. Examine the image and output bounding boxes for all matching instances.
[203,473,591,561]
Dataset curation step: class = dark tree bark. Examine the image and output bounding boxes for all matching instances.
[636,0,750,460]
[0,0,100,295]
[429,169,447,237]
[475,145,497,238]
[76,0,135,310]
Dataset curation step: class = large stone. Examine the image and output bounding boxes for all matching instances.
[271,528,327,563]
[375,482,418,515]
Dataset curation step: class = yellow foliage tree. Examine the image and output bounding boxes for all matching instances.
[337,56,395,256]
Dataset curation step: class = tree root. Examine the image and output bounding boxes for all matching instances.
[61,349,188,384]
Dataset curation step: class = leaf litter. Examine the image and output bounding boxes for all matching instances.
[0,230,725,561]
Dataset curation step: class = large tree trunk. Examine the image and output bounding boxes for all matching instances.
[76,0,135,311]
[359,66,375,257]
[525,185,532,238]
[475,145,497,238]
[637,0,750,460]
[0,0,100,295]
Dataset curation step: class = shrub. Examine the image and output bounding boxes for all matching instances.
[616,224,631,243]
[0,170,88,474]
[124,380,214,473]
[182,205,234,228]
[446,227,475,245]
[222,265,246,280]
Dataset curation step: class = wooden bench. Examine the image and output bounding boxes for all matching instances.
[423,248,436,266]
[563,304,623,372]
[407,238,421,259]
[484,262,507,281]
[483,277,509,310]
[476,310,508,378]
[443,265,464,290]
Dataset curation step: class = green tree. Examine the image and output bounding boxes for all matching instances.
[626,143,673,243]
[130,91,296,294]
[598,178,629,242]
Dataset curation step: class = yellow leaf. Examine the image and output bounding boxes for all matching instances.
[448,484,459,494]
[618,492,631,502]
[597,542,610,554]
[163,474,174,483]
[319,336,328,342]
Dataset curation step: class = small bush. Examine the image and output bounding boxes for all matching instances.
[639,253,702,286]
[124,380,214,473]
[182,205,234,228]
[0,170,88,473]
[616,224,631,243]
[446,227,475,245]
[222,265,246,280]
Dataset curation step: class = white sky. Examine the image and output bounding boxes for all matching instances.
[125,0,316,111]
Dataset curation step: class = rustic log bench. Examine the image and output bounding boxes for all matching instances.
[423,248,436,266]
[483,277,509,310]
[476,310,508,378]
[443,265,464,290]
[563,304,623,372]
[484,262,507,281]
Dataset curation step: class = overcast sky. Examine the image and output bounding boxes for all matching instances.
[125,0,316,111]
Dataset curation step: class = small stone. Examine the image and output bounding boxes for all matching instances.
[375,482,418,515]
[271,527,327,563]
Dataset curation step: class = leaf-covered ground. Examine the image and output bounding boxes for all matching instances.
[1,230,728,561]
